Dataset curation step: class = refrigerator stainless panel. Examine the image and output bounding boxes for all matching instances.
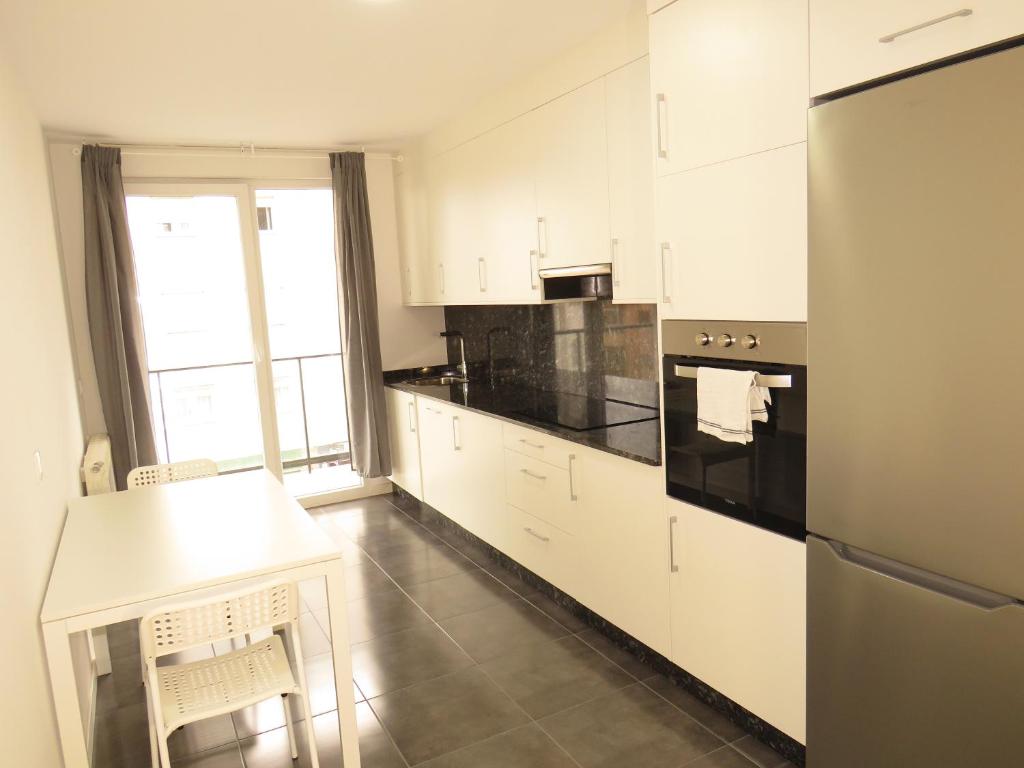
[807,44,1024,598]
[807,536,1024,767]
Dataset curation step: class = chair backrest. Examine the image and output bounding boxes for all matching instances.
[127,458,219,489]
[140,580,298,661]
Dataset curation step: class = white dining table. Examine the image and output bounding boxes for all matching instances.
[41,469,361,768]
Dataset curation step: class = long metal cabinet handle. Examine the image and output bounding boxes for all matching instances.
[611,238,621,286]
[519,438,544,450]
[524,527,551,543]
[520,468,547,481]
[673,364,792,389]
[668,515,679,573]
[478,257,487,292]
[879,8,972,43]
[407,401,416,433]
[656,93,668,159]
[529,249,539,290]
[660,242,672,303]
[536,217,547,260]
[827,540,1017,610]
[452,415,461,451]
[568,454,578,501]
[439,263,445,295]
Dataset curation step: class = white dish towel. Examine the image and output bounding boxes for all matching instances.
[696,367,771,444]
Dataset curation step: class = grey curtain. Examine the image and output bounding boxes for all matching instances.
[82,145,157,489]
[330,152,392,478]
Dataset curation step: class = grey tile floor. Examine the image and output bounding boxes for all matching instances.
[94,493,796,768]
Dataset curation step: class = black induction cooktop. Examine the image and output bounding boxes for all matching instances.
[506,390,659,432]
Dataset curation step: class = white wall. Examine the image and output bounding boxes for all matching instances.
[47,145,446,435]
[0,60,85,767]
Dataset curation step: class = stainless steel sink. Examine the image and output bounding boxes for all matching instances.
[405,375,469,387]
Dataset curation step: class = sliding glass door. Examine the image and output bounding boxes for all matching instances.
[124,182,358,499]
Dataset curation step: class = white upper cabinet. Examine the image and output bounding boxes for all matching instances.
[650,0,809,175]
[811,0,1024,96]
[605,58,658,304]
[532,78,612,269]
[426,146,478,304]
[395,160,442,305]
[657,143,807,321]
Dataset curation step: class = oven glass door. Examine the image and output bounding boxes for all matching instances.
[663,355,807,540]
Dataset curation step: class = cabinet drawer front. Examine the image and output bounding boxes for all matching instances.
[810,0,1024,97]
[502,423,576,469]
[507,505,579,596]
[504,451,579,534]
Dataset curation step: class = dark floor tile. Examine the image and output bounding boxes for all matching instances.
[343,559,399,602]
[418,723,577,768]
[477,559,538,597]
[351,623,474,698]
[371,541,476,587]
[92,701,152,768]
[439,599,570,662]
[481,634,634,718]
[359,522,439,556]
[642,675,747,743]
[371,667,530,765]
[240,705,404,768]
[168,714,237,759]
[730,736,792,768]
[685,746,761,768]
[404,568,518,621]
[174,742,246,768]
[347,588,430,644]
[539,683,724,768]
[575,628,650,679]
[525,592,589,633]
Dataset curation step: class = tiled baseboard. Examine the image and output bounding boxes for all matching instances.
[391,486,807,767]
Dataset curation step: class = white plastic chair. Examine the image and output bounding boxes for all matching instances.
[140,581,320,768]
[127,458,219,489]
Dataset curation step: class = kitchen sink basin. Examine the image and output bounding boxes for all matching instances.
[406,375,469,387]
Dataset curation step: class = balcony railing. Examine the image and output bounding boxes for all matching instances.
[148,353,350,476]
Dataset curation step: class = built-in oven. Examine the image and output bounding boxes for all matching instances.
[662,320,807,540]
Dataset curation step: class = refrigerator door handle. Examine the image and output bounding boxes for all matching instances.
[827,540,1020,611]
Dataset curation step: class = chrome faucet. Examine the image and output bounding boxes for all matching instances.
[440,330,467,378]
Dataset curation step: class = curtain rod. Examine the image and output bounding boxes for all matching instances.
[70,142,403,162]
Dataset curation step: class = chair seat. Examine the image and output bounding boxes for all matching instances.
[156,634,297,732]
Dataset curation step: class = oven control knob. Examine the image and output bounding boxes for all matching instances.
[695,332,711,346]
[716,333,735,348]
[741,334,758,350]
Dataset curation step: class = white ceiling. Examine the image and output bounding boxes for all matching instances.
[0,0,637,147]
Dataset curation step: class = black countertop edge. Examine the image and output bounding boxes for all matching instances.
[384,366,662,467]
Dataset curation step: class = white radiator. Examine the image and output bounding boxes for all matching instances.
[81,433,115,495]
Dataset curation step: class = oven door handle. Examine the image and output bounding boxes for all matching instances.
[672,364,792,389]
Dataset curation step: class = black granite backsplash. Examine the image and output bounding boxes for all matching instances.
[443,301,658,408]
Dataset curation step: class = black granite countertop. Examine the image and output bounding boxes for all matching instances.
[385,366,662,466]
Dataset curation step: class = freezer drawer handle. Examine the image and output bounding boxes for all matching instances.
[878,8,972,43]
[668,515,680,573]
[828,540,1019,610]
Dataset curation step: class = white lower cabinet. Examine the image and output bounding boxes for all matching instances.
[385,387,422,500]
[417,398,507,550]
[667,497,807,744]
[506,504,581,598]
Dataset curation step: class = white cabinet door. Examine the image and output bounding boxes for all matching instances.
[668,498,807,743]
[533,79,612,269]
[578,448,671,657]
[385,388,422,499]
[811,0,1024,96]
[395,159,441,305]
[426,146,480,305]
[606,58,658,303]
[656,143,807,321]
[416,399,459,517]
[448,407,507,548]
[650,0,809,176]
[470,117,542,303]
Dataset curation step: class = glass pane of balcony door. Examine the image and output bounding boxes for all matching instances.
[256,188,358,497]
[126,193,265,473]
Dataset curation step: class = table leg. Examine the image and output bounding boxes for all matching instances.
[43,620,89,768]
[323,558,361,768]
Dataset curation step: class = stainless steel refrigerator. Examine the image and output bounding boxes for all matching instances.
[807,44,1024,766]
